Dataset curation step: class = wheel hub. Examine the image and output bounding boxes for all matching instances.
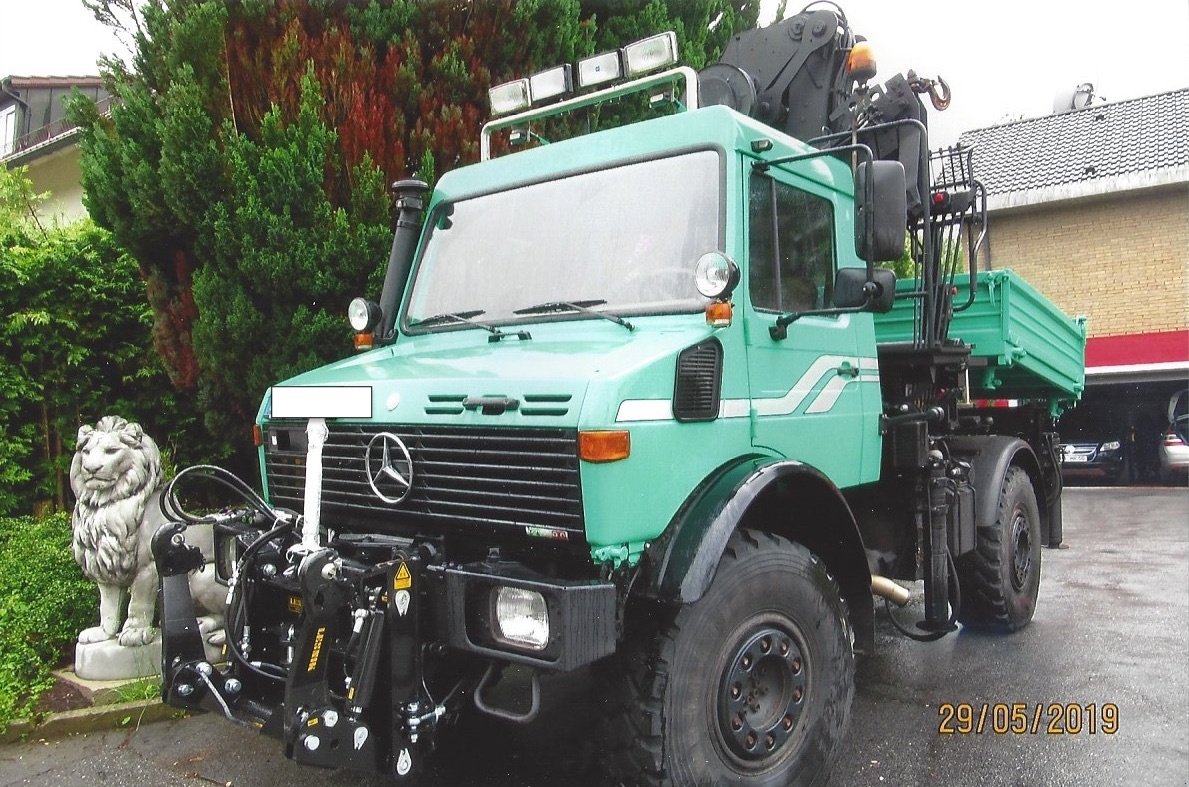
[717,626,807,762]
[1010,510,1032,591]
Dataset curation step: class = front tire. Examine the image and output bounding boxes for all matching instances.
[956,466,1042,631]
[601,530,854,787]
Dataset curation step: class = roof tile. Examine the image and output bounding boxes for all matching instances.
[958,88,1189,198]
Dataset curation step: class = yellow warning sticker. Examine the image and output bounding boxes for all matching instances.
[394,562,412,590]
[289,596,304,614]
[307,626,326,673]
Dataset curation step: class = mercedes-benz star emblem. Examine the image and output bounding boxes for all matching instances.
[365,432,414,504]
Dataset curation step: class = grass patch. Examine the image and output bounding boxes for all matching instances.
[113,677,162,704]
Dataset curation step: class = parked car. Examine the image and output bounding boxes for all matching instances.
[1159,390,1189,483]
[1060,428,1130,484]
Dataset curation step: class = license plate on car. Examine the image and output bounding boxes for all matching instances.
[1064,455,1089,463]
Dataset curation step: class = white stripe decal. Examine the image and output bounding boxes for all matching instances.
[751,355,848,416]
[615,399,673,422]
[805,374,852,414]
[616,356,880,422]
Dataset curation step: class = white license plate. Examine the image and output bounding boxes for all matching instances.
[1064,455,1089,463]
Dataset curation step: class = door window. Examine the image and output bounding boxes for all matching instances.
[749,174,835,313]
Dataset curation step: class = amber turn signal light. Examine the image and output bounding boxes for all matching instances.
[354,332,375,351]
[252,424,263,447]
[705,301,733,327]
[579,430,630,462]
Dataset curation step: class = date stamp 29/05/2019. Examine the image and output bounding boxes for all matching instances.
[937,703,1119,736]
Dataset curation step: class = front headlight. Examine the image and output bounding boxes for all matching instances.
[492,587,550,651]
[347,297,382,332]
[1101,441,1122,452]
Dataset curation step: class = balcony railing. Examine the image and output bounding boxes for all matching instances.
[3,95,114,160]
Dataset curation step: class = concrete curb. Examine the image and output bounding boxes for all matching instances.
[1,699,185,745]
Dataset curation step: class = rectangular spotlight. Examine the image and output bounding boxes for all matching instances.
[576,50,623,88]
[529,64,573,104]
[488,78,531,116]
[623,31,679,78]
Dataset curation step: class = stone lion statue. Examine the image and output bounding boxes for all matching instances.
[71,416,225,653]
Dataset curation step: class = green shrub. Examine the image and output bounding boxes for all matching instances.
[0,513,96,731]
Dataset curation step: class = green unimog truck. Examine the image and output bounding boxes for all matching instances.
[153,7,1086,785]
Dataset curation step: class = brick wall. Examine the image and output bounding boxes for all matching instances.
[984,186,1188,337]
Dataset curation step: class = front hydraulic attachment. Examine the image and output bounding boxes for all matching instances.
[154,513,446,779]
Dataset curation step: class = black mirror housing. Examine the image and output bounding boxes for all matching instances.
[855,160,907,262]
[834,267,897,313]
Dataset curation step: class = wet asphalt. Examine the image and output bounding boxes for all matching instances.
[1,487,1185,787]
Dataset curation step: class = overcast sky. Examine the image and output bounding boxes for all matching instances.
[2,0,1186,147]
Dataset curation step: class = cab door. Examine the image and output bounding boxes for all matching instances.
[742,166,870,488]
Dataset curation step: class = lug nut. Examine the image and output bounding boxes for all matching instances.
[176,684,194,697]
[196,662,213,676]
[224,678,242,694]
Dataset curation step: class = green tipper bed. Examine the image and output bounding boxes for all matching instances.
[873,269,1087,402]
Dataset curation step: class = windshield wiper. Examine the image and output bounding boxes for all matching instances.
[411,310,531,342]
[513,299,634,331]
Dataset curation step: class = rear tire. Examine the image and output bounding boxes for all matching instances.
[956,467,1042,631]
[599,530,854,787]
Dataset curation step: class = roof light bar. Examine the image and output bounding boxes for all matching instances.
[577,50,623,88]
[489,78,531,116]
[530,64,573,104]
[622,31,679,78]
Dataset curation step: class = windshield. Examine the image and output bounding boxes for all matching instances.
[404,150,721,329]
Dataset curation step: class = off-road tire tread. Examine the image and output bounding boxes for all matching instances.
[596,528,846,787]
[956,466,1039,631]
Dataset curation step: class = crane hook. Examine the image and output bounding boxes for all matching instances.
[907,71,952,111]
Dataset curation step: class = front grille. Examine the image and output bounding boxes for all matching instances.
[265,425,583,537]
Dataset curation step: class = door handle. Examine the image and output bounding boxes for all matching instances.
[836,363,859,379]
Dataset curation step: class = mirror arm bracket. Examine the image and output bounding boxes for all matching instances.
[768,294,873,341]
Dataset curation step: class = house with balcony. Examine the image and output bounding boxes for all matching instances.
[961,87,1189,481]
[1,75,110,222]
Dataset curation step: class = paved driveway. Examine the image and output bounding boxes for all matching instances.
[2,488,1185,786]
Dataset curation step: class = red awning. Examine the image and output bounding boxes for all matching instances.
[1086,330,1189,368]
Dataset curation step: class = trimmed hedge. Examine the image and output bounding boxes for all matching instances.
[0,513,96,731]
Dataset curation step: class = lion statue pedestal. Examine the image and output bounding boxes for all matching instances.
[70,416,226,681]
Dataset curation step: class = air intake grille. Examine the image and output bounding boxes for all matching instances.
[673,339,723,422]
[264,425,583,537]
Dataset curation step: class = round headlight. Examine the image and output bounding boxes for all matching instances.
[348,298,381,332]
[694,252,740,299]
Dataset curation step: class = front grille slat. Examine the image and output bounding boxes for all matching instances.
[265,425,584,537]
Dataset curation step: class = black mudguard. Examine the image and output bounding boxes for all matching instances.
[946,436,1054,545]
[640,456,874,654]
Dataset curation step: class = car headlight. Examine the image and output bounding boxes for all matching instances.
[1101,441,1122,451]
[492,587,549,651]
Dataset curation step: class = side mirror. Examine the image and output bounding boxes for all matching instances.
[855,160,907,262]
[834,267,896,313]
